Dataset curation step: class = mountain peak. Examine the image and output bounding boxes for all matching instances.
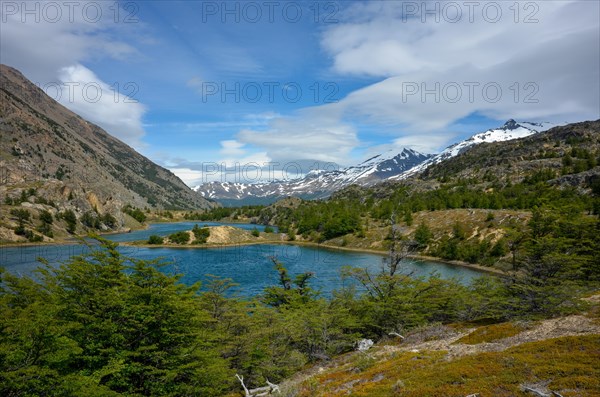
[503,119,519,130]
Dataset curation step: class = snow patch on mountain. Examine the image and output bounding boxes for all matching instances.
[392,120,561,180]
[193,148,433,203]
[194,120,563,204]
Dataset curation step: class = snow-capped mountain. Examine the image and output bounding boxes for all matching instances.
[193,148,433,205]
[194,120,562,205]
[391,120,559,180]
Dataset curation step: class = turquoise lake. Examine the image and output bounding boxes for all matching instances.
[0,223,485,296]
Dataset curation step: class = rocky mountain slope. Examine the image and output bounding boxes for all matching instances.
[333,120,600,204]
[393,119,558,181]
[417,120,600,189]
[194,148,432,205]
[0,64,214,242]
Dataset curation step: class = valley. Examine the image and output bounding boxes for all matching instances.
[1,6,599,393]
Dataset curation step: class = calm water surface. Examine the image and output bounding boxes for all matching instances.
[1,223,485,296]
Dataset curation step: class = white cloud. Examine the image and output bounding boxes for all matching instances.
[236,109,359,165]
[169,168,204,186]
[0,0,146,147]
[218,140,270,165]
[321,0,599,133]
[219,140,246,158]
[56,64,146,148]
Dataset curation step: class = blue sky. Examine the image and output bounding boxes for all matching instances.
[2,0,599,185]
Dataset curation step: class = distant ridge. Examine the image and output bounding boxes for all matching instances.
[193,148,433,205]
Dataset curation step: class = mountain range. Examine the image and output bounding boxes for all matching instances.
[193,148,431,205]
[194,120,560,205]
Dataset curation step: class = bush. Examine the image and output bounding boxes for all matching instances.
[37,210,54,237]
[169,231,190,244]
[264,225,274,233]
[14,226,43,242]
[60,210,77,234]
[123,205,146,223]
[10,208,30,224]
[287,228,296,241]
[414,222,433,248]
[251,228,260,237]
[39,210,53,225]
[192,225,210,244]
[147,235,164,245]
[101,213,117,229]
[81,211,100,229]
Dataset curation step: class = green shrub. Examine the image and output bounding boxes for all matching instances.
[60,210,77,234]
[147,235,164,245]
[10,208,30,224]
[123,205,146,223]
[81,211,100,229]
[192,224,210,244]
[101,213,117,229]
[414,222,433,248]
[168,231,190,244]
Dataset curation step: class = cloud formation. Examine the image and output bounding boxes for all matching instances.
[323,0,599,133]
[1,0,146,147]
[57,64,147,147]
[222,0,600,165]
[236,108,359,165]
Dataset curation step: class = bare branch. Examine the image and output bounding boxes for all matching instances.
[389,332,405,339]
[236,374,251,397]
[237,374,281,396]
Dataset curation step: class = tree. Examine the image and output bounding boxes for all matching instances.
[0,238,232,396]
[414,222,433,249]
[60,210,77,234]
[37,210,54,237]
[123,205,146,223]
[81,211,100,229]
[505,205,593,317]
[192,224,210,243]
[39,210,53,225]
[101,213,117,229]
[147,235,163,244]
[262,258,316,307]
[168,231,190,244]
[10,208,30,225]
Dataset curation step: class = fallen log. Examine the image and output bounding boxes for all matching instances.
[236,374,281,396]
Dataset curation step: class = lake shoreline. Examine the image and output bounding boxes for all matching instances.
[123,238,503,276]
[2,222,503,276]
